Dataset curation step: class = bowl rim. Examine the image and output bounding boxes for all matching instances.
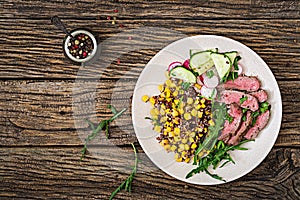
[63,29,97,63]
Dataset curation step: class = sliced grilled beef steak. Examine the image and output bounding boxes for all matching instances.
[249,90,268,103]
[244,110,270,140]
[228,111,253,145]
[223,76,260,92]
[218,103,242,141]
[221,90,259,111]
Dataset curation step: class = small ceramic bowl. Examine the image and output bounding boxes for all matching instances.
[63,29,97,63]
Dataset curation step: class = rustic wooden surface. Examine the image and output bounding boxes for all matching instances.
[1,0,299,199]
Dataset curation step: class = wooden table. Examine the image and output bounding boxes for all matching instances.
[1,0,299,199]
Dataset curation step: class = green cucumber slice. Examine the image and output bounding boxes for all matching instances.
[169,66,196,83]
[224,51,237,63]
[190,51,215,75]
[189,48,218,56]
[211,52,232,80]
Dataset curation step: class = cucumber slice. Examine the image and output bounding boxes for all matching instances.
[189,48,218,56]
[211,52,232,80]
[224,51,237,63]
[190,51,215,75]
[169,66,196,83]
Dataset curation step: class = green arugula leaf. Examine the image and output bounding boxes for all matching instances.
[233,56,241,70]
[181,82,191,90]
[109,143,139,200]
[239,96,248,104]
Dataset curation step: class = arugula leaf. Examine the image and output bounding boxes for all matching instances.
[239,96,248,104]
[206,70,214,78]
[233,56,241,70]
[225,112,233,123]
[187,139,254,181]
[260,102,269,113]
[80,106,126,160]
[109,143,139,200]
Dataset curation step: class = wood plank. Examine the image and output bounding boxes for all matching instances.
[0,80,299,147]
[1,0,299,19]
[0,146,299,199]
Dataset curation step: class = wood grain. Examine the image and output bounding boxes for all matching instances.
[0,80,299,147]
[0,146,299,199]
[1,0,299,19]
[0,18,299,79]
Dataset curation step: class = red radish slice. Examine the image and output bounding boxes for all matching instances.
[183,59,190,69]
[202,73,219,88]
[200,86,217,99]
[197,75,204,86]
[168,61,182,71]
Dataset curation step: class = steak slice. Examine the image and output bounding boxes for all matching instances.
[221,90,259,111]
[244,110,270,140]
[228,111,253,145]
[218,103,242,141]
[249,90,268,103]
[223,76,260,92]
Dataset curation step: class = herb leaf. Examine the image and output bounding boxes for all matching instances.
[233,56,241,70]
[187,139,254,181]
[206,70,214,78]
[109,143,138,200]
[181,82,191,90]
[80,105,126,160]
[239,96,248,104]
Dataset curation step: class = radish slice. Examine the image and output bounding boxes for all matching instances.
[200,86,217,99]
[197,76,204,86]
[202,73,219,88]
[183,59,190,69]
[236,64,243,75]
[168,61,182,71]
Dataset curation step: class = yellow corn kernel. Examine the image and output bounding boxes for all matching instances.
[168,131,175,137]
[189,137,195,143]
[182,138,188,144]
[149,97,156,105]
[184,144,190,151]
[185,157,191,163]
[194,83,202,89]
[190,132,196,137]
[187,97,193,105]
[209,119,215,126]
[174,127,180,135]
[176,157,183,162]
[179,144,185,151]
[181,151,187,158]
[165,108,171,114]
[204,127,208,133]
[172,109,179,117]
[174,136,180,142]
[170,145,177,151]
[154,125,161,133]
[160,139,169,146]
[142,95,149,102]
[150,108,157,117]
[178,108,184,115]
[164,144,171,151]
[198,133,203,137]
[174,99,180,105]
[158,84,164,92]
[184,113,192,120]
[205,110,210,115]
[175,153,180,159]
[196,104,201,110]
[165,79,172,87]
[198,111,203,118]
[165,126,172,133]
[161,104,166,110]
[165,89,171,98]
[160,109,165,115]
[166,98,172,102]
[200,104,206,108]
[173,90,178,97]
[173,118,180,125]
[191,109,197,117]
[200,98,206,104]
[191,143,197,149]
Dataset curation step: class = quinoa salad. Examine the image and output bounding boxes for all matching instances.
[142,48,271,181]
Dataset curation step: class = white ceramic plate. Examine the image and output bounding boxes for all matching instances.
[131,35,282,185]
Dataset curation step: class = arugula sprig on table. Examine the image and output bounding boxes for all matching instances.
[109,143,139,200]
[80,105,126,160]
